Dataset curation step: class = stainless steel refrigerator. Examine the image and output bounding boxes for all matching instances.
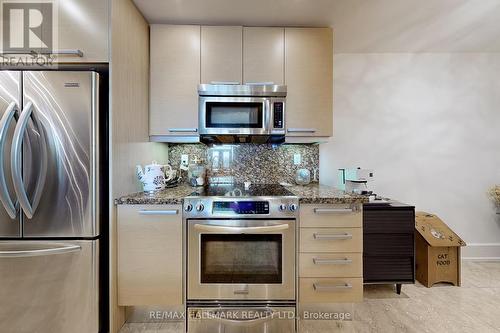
[0,71,101,333]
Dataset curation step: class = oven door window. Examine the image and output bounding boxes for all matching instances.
[200,234,282,284]
[205,102,263,128]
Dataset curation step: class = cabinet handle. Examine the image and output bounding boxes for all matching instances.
[313,233,352,240]
[210,81,240,85]
[313,258,352,265]
[138,209,179,215]
[168,128,198,133]
[233,289,249,295]
[314,208,354,214]
[313,283,352,291]
[287,128,317,133]
[0,49,83,57]
[245,82,275,85]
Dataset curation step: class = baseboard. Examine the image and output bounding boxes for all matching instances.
[461,243,500,261]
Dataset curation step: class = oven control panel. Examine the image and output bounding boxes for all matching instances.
[183,197,299,219]
[213,201,270,214]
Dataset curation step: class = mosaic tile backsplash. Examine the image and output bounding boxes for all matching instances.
[168,144,319,185]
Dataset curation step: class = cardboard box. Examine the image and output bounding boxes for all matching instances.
[415,212,466,287]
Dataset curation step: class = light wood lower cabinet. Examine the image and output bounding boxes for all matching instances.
[299,253,362,278]
[300,204,362,228]
[117,205,182,306]
[299,277,363,303]
[299,204,363,305]
[300,228,363,253]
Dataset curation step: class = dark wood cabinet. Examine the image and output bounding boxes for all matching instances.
[363,201,415,294]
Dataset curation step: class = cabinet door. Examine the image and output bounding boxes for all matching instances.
[56,0,109,62]
[201,26,242,84]
[150,25,200,137]
[2,0,109,63]
[243,27,284,85]
[117,205,182,306]
[285,28,333,137]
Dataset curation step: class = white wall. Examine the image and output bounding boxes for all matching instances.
[320,53,500,258]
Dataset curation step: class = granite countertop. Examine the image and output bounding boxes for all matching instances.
[115,183,368,205]
[114,184,195,205]
[285,183,368,204]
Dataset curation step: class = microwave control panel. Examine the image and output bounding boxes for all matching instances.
[273,102,284,129]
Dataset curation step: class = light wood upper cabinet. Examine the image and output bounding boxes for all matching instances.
[4,0,109,63]
[285,28,333,137]
[56,0,109,62]
[117,205,183,306]
[201,26,243,84]
[243,27,284,85]
[150,25,200,137]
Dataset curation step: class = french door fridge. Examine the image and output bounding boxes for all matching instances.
[0,71,101,333]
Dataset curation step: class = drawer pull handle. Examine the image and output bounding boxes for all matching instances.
[313,283,352,291]
[313,208,354,214]
[287,128,316,133]
[313,258,352,265]
[168,128,198,133]
[138,209,179,216]
[313,233,352,240]
[233,289,249,295]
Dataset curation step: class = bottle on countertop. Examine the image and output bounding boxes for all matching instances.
[295,168,311,185]
[188,156,206,187]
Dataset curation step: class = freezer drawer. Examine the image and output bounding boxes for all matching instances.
[0,240,99,333]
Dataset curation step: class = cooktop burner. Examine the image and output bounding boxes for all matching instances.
[189,183,295,197]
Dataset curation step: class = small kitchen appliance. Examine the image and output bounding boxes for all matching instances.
[338,168,374,194]
[198,84,286,144]
[184,183,297,332]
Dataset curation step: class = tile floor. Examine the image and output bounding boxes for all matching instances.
[120,260,500,333]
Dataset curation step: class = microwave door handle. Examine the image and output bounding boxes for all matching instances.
[0,102,19,218]
[206,308,276,327]
[193,223,289,233]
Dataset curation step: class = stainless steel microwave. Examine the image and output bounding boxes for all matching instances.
[198,84,286,143]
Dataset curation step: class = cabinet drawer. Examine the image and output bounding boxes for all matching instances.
[300,204,362,228]
[300,228,362,253]
[299,253,362,278]
[364,234,414,256]
[299,278,363,303]
[363,209,414,234]
[363,256,414,283]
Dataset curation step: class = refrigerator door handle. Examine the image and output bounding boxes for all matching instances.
[0,102,18,219]
[11,101,48,219]
[0,243,81,258]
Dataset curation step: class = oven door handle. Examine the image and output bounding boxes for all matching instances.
[205,308,276,327]
[193,223,289,233]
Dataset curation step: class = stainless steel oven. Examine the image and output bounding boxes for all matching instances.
[198,84,286,143]
[185,194,297,302]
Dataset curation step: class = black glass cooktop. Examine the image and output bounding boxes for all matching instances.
[189,183,295,197]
